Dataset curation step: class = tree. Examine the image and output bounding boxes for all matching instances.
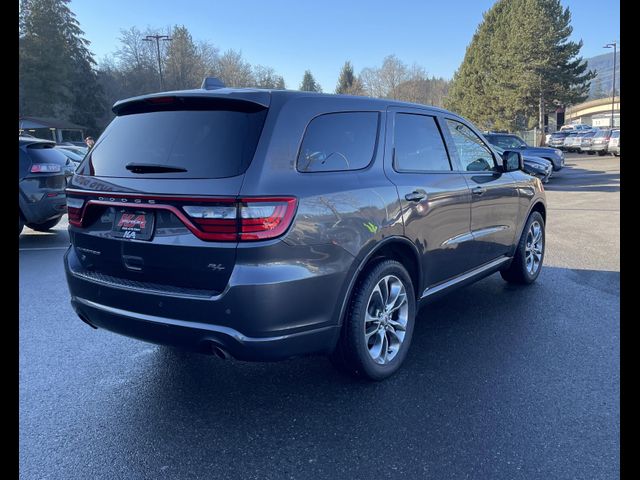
[164,26,205,90]
[253,65,286,89]
[335,61,365,95]
[360,55,408,99]
[445,0,594,144]
[19,0,106,133]
[299,70,322,92]
[213,49,255,87]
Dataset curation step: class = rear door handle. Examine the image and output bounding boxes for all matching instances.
[471,186,486,195]
[405,191,427,202]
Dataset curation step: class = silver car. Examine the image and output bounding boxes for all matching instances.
[608,129,620,156]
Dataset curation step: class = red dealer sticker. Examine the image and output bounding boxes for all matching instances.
[112,210,155,241]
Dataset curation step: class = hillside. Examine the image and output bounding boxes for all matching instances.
[586,51,620,100]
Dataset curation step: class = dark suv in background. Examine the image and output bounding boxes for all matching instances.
[64,80,547,380]
[19,136,72,235]
[484,132,564,171]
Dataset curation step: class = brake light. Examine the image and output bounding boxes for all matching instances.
[239,198,298,240]
[183,203,238,241]
[31,164,61,173]
[64,191,298,242]
[146,96,176,104]
[66,197,85,226]
[183,197,297,241]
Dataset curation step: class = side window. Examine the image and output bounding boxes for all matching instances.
[394,113,451,172]
[445,119,497,172]
[297,112,379,172]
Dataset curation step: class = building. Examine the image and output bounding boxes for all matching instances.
[18,116,86,145]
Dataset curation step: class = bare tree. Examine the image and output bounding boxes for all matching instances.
[213,49,255,87]
[253,65,286,89]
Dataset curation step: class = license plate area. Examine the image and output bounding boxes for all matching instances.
[112,209,155,241]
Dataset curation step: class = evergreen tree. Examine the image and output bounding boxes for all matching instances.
[19,0,106,134]
[164,26,204,90]
[299,70,322,92]
[445,0,594,142]
[336,61,364,95]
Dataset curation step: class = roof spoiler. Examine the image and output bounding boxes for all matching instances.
[201,77,226,90]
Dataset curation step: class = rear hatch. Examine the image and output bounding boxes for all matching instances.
[67,93,276,295]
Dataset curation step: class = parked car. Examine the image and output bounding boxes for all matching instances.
[483,132,564,171]
[590,129,613,156]
[548,131,570,149]
[54,146,84,166]
[57,144,89,157]
[19,136,69,235]
[492,146,552,183]
[560,124,590,132]
[579,130,597,153]
[608,129,620,156]
[64,80,547,380]
[562,132,581,152]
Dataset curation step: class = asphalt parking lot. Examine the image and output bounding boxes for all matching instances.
[19,153,619,480]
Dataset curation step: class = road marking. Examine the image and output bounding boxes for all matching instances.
[19,246,69,251]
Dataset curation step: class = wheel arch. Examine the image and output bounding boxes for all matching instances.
[335,236,421,329]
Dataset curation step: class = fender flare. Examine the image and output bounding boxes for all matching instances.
[333,235,422,329]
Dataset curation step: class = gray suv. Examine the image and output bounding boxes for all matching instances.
[64,80,547,380]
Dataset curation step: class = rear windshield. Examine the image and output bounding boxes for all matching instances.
[26,144,69,165]
[551,132,567,138]
[485,135,526,149]
[80,109,267,178]
[594,130,610,138]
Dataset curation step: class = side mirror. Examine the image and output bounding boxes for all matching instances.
[501,150,523,172]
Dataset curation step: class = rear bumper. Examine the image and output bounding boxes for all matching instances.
[64,244,350,360]
[70,296,339,361]
[591,143,608,152]
[19,192,67,224]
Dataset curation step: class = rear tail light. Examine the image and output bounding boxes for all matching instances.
[65,190,298,242]
[31,164,61,173]
[182,197,297,241]
[238,198,297,240]
[66,196,85,226]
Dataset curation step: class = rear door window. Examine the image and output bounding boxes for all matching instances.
[81,109,267,178]
[297,112,379,172]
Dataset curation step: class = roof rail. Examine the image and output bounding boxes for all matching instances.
[201,77,226,90]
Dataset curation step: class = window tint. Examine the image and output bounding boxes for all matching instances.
[394,114,451,172]
[26,144,69,166]
[81,109,267,178]
[298,112,379,172]
[445,119,496,172]
[485,135,524,149]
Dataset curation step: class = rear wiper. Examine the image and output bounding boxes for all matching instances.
[125,163,187,174]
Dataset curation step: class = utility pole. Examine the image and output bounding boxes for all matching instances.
[603,41,617,128]
[143,34,172,90]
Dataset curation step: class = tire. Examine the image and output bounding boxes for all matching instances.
[598,150,607,156]
[26,216,62,232]
[501,212,545,284]
[588,151,595,155]
[19,215,24,236]
[330,259,416,381]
